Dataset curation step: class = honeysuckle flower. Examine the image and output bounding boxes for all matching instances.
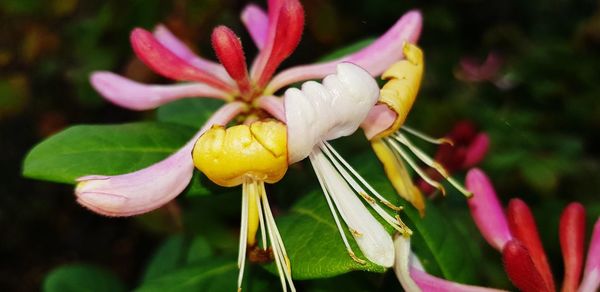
[79,0,422,215]
[465,168,600,292]
[392,234,509,292]
[284,62,411,268]
[416,120,489,195]
[455,52,515,90]
[361,43,472,216]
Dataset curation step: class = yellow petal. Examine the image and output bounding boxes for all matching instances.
[371,139,425,216]
[372,43,423,140]
[192,120,288,187]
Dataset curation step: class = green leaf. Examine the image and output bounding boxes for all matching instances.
[43,264,126,292]
[186,235,213,264]
[135,258,237,292]
[23,122,195,184]
[142,235,186,282]
[156,98,225,129]
[319,38,374,62]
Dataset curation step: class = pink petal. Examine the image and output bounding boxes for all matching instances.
[241,4,269,50]
[266,10,422,93]
[361,104,397,140]
[579,218,600,292]
[130,28,233,91]
[465,168,513,251]
[90,71,229,110]
[152,24,232,83]
[251,0,305,88]
[410,268,508,292]
[256,95,285,122]
[75,102,245,216]
[462,133,490,168]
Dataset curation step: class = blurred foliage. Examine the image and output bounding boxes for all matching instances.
[3,0,600,290]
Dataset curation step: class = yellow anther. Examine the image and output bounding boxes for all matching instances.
[192,120,288,187]
[372,43,424,140]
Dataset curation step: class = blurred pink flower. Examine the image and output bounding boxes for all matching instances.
[456,52,503,83]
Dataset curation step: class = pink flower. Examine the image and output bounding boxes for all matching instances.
[77,0,423,217]
[465,168,600,292]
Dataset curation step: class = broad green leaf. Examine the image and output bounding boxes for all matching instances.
[319,38,374,62]
[135,258,237,292]
[156,98,224,129]
[142,235,186,282]
[23,122,195,184]
[43,264,126,292]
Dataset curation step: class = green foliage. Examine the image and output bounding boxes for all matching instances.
[43,264,126,292]
[156,98,225,129]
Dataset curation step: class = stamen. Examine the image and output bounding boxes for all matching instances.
[310,147,395,267]
[321,142,402,211]
[384,138,447,196]
[254,180,268,250]
[211,26,252,97]
[401,125,454,145]
[309,152,367,265]
[392,133,472,197]
[319,143,409,234]
[238,180,250,290]
[260,184,295,291]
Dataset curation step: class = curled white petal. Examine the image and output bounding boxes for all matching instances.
[312,148,394,267]
[285,62,379,163]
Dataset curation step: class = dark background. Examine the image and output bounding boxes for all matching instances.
[2,0,600,290]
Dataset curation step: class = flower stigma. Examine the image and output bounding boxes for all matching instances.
[192,120,294,292]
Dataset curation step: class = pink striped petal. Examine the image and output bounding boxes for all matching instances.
[410,268,508,292]
[152,24,231,82]
[466,168,513,251]
[579,218,600,292]
[241,4,269,50]
[75,102,245,217]
[265,10,422,93]
[130,28,233,91]
[90,71,229,110]
[462,133,490,168]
